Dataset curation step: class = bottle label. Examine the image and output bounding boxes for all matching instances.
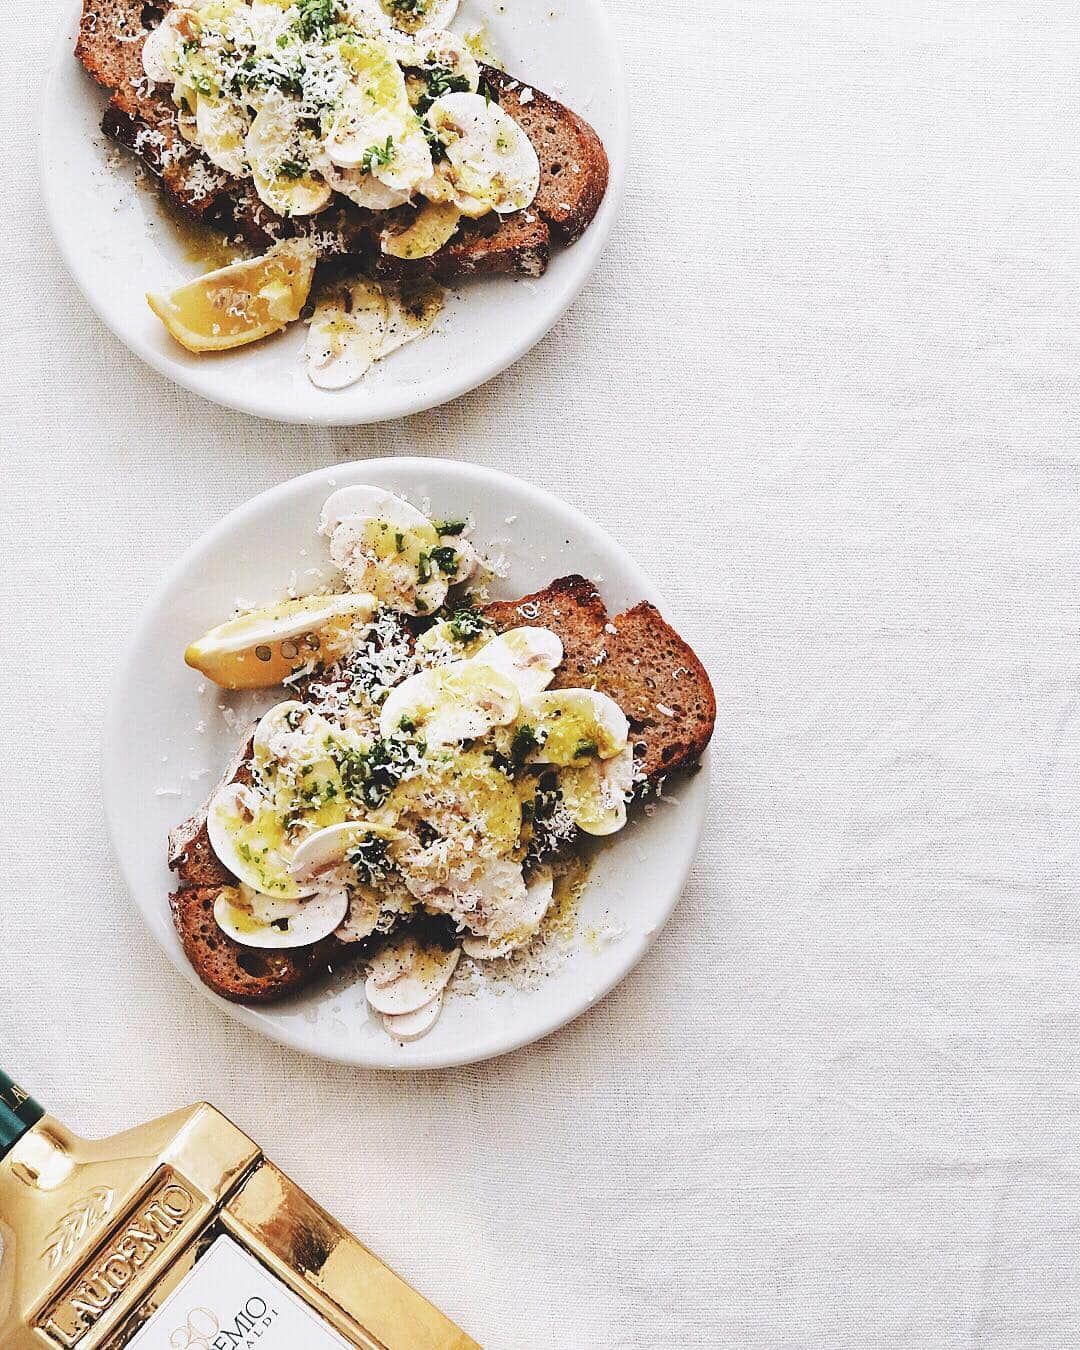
[126,1234,353,1349]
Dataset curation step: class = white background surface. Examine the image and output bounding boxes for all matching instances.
[2,1,1079,1346]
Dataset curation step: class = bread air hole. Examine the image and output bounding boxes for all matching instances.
[237,950,271,979]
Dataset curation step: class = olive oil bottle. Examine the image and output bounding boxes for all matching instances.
[0,1070,477,1349]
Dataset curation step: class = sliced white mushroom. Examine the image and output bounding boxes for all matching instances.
[319,487,446,614]
[142,11,190,83]
[380,661,520,745]
[195,95,250,177]
[462,866,555,959]
[253,700,319,765]
[340,0,397,34]
[424,92,541,217]
[325,41,432,192]
[382,993,444,1041]
[214,883,349,949]
[365,939,460,1015]
[246,109,331,217]
[289,820,399,884]
[337,873,414,943]
[207,783,319,900]
[379,280,446,357]
[334,886,386,943]
[320,485,433,537]
[380,200,462,259]
[321,159,414,211]
[559,744,635,837]
[522,689,630,766]
[306,281,389,390]
[471,627,563,700]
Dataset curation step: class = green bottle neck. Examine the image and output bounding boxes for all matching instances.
[0,1069,44,1159]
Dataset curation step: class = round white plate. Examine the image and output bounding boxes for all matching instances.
[103,460,710,1068]
[41,0,626,425]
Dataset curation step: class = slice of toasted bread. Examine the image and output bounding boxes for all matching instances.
[168,733,348,1002]
[597,603,717,782]
[170,886,338,1002]
[77,0,608,280]
[484,579,717,781]
[77,0,151,90]
[481,574,609,689]
[489,70,608,246]
[169,581,714,1004]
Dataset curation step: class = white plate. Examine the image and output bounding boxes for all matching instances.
[103,460,711,1068]
[41,0,626,425]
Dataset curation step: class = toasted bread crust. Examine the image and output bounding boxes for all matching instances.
[168,732,346,1001]
[482,575,608,689]
[77,0,607,280]
[169,580,714,1005]
[170,886,338,1002]
[598,603,717,782]
[490,71,609,245]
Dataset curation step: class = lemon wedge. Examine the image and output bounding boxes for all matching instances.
[185,593,376,689]
[147,238,317,354]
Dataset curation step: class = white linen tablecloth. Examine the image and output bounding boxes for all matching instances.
[3,2,1080,1346]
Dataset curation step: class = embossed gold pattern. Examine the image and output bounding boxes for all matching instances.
[39,1186,114,1269]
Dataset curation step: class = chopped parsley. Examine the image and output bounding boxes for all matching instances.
[360,135,396,175]
[433,519,467,536]
[278,159,308,180]
[330,734,424,810]
[294,0,339,41]
[511,723,542,765]
[225,51,304,99]
[574,738,599,759]
[448,604,490,643]
[346,832,391,885]
[430,545,460,577]
[417,63,471,115]
[417,551,433,584]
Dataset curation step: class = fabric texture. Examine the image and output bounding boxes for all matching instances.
[3,1,1080,1346]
